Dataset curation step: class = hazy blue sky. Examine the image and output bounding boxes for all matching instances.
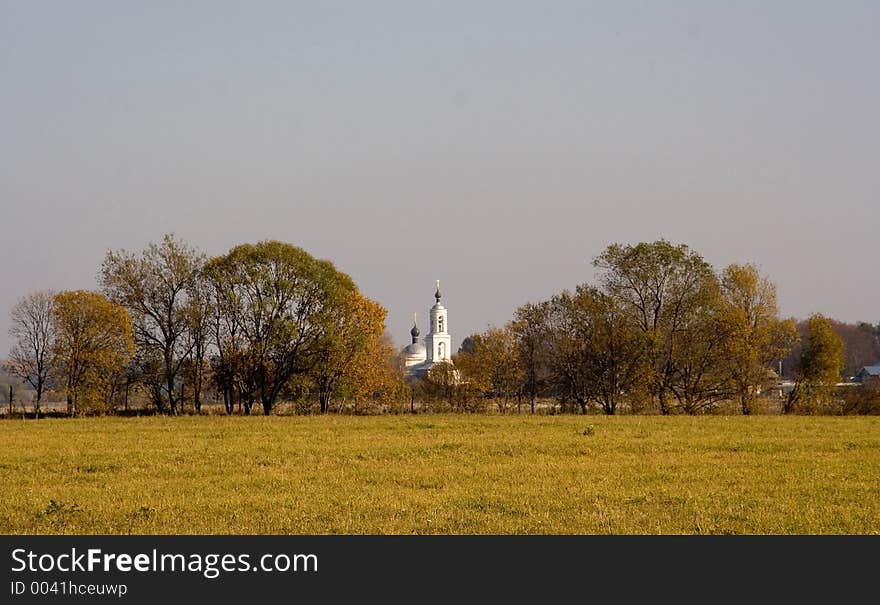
[1,1,878,355]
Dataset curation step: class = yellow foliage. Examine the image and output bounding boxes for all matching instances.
[50,291,134,415]
[309,292,408,412]
[720,264,798,414]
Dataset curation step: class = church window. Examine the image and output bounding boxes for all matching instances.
[439,342,446,358]
[439,317,444,332]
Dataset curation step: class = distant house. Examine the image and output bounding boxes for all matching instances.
[854,364,880,386]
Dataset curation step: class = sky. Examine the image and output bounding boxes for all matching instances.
[1,1,878,355]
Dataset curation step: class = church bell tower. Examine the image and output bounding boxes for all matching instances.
[425,280,452,363]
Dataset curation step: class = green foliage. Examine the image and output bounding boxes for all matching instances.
[593,240,720,414]
[305,294,408,413]
[719,264,798,414]
[786,314,845,413]
[7,236,872,418]
[499,242,804,416]
[544,286,648,415]
[203,240,358,415]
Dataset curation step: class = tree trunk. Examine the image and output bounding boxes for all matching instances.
[193,368,202,414]
[740,394,752,416]
[658,389,670,415]
[228,387,235,415]
[223,387,234,415]
[34,381,43,415]
[783,387,797,414]
[165,352,176,415]
[150,384,165,413]
[168,378,176,415]
[530,394,536,415]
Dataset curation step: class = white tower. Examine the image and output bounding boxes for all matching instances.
[425,280,452,363]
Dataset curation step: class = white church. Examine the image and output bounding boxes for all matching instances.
[402,281,454,378]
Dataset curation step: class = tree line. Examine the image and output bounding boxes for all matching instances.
[447,240,876,415]
[5,237,878,417]
[5,236,407,416]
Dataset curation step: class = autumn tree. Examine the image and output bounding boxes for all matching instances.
[7,290,55,414]
[782,319,880,380]
[204,262,246,414]
[421,361,465,410]
[665,288,732,414]
[455,326,523,413]
[101,234,204,414]
[306,292,388,413]
[50,291,134,415]
[203,241,357,415]
[543,293,593,414]
[545,286,647,415]
[785,313,844,414]
[509,301,553,414]
[719,264,798,414]
[594,240,718,414]
[182,274,212,413]
[333,331,409,413]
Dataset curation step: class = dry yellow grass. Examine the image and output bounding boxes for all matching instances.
[1,414,878,534]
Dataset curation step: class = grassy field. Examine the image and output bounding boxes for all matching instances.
[0,414,878,534]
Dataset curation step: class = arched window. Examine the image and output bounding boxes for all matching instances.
[438,342,446,359]
[438,316,444,333]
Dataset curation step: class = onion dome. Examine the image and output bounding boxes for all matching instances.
[410,313,420,344]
